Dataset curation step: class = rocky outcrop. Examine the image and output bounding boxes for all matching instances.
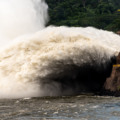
[103,53,120,96]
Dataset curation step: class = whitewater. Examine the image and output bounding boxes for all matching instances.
[0,0,120,98]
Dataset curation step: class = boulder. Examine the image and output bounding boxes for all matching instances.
[104,53,120,96]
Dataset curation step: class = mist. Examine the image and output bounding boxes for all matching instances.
[0,0,48,45]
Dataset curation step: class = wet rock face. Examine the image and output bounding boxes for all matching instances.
[104,53,120,96]
[117,53,120,64]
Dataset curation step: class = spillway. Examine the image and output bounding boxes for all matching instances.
[0,26,119,98]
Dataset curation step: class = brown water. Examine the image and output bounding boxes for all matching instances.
[0,95,120,120]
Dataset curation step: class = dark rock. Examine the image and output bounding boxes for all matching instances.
[103,53,120,96]
[117,53,120,64]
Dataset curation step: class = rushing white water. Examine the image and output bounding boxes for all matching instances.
[0,0,120,98]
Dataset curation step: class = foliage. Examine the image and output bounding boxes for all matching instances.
[46,0,120,32]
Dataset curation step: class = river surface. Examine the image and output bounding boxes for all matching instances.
[0,95,120,120]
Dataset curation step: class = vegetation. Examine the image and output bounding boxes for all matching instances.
[46,0,120,32]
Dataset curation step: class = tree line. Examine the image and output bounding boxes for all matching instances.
[46,0,120,32]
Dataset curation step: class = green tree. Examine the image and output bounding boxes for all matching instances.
[46,0,120,32]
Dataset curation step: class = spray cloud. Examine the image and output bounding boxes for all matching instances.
[0,0,48,42]
[0,0,119,98]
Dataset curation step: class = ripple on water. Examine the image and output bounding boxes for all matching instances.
[0,96,120,120]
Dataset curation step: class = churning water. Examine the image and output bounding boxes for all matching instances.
[1,95,120,120]
[0,0,120,98]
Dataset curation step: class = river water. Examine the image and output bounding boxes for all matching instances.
[1,95,120,120]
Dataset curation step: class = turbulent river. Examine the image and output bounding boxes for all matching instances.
[1,95,120,120]
[0,0,120,119]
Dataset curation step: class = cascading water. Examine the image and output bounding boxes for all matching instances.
[0,0,120,98]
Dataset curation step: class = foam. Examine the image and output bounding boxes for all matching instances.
[0,26,119,98]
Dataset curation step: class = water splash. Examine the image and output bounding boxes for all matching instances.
[0,1,120,98]
[0,0,48,45]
